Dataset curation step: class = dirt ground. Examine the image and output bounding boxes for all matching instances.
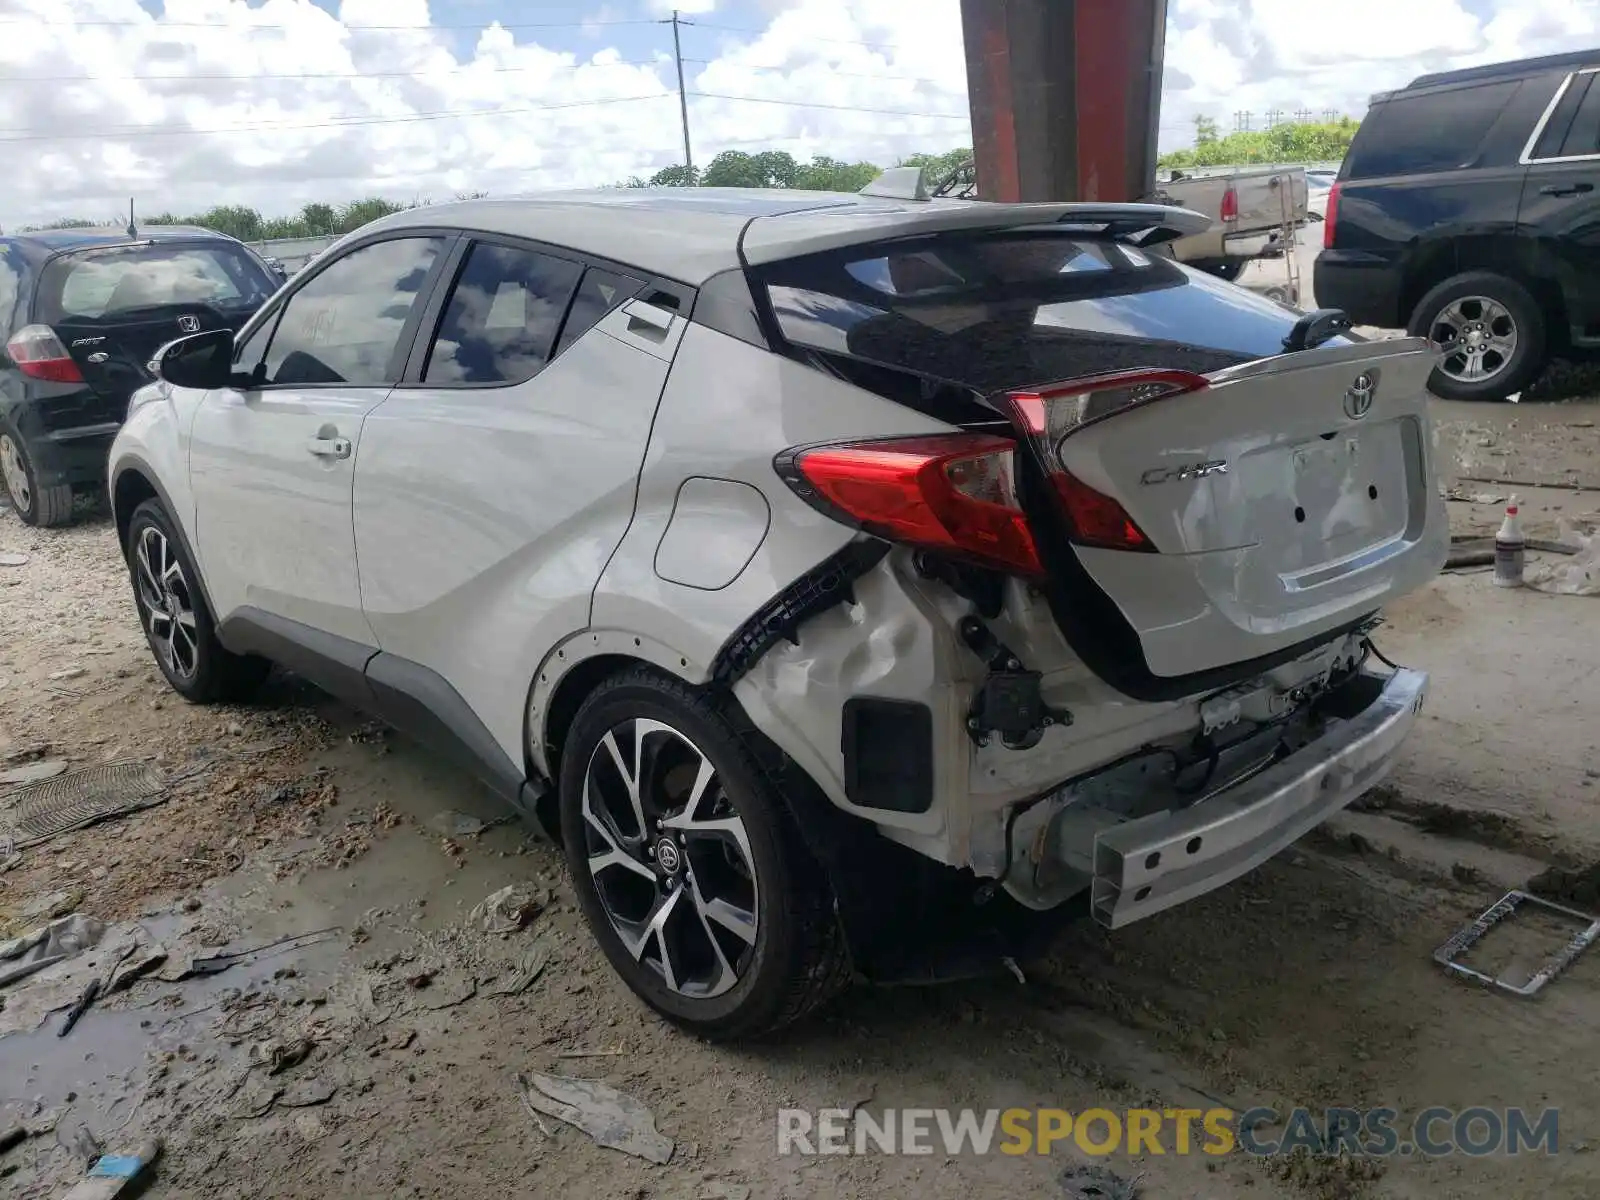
[4,393,1600,1199]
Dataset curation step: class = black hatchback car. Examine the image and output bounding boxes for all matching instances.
[1,226,279,524]
[1316,49,1600,402]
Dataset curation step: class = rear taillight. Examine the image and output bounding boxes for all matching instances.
[777,434,1042,576]
[1001,369,1211,553]
[6,325,84,383]
[1323,182,1341,249]
[1220,186,1239,224]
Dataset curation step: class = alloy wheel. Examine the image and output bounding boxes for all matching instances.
[134,525,199,681]
[580,718,760,999]
[0,434,30,512]
[1430,295,1518,385]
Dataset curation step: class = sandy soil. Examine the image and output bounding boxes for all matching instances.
[3,401,1600,1200]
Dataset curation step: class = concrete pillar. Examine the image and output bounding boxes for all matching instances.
[961,0,1169,203]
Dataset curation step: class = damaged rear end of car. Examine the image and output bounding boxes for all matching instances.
[725,203,1447,935]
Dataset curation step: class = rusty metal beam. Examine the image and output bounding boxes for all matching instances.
[961,0,1169,204]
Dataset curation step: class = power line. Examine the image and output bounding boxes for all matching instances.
[681,58,949,86]
[0,16,658,30]
[687,91,967,119]
[0,94,666,142]
[687,20,901,51]
[0,59,666,84]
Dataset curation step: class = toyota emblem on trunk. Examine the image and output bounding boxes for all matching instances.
[177,315,201,333]
[1344,372,1377,420]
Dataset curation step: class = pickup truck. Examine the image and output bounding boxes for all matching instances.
[1153,166,1310,280]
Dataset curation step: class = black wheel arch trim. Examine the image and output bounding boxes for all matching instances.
[214,606,554,835]
[111,455,222,624]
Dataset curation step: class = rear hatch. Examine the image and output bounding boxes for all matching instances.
[33,240,275,425]
[758,225,1448,699]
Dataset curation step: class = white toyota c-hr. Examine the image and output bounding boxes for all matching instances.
[109,186,1447,1038]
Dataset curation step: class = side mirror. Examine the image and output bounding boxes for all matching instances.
[151,328,236,389]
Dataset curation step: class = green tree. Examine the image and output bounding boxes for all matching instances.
[1194,115,1219,145]
[299,202,338,236]
[335,197,406,234]
[792,155,881,192]
[1159,119,1358,169]
[700,149,800,188]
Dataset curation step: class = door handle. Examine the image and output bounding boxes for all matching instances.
[307,436,352,460]
[622,298,675,339]
[1540,182,1595,197]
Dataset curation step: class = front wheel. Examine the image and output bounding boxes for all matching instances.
[558,669,850,1039]
[125,498,271,703]
[1408,271,1546,401]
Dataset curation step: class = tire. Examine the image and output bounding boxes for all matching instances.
[0,423,74,527]
[1407,271,1546,402]
[125,498,271,703]
[559,668,850,1039]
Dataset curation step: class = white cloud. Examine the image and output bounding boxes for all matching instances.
[0,0,1596,226]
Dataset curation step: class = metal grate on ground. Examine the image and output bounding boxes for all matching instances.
[0,760,171,849]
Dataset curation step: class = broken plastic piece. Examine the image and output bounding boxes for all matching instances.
[516,1071,674,1164]
[59,1139,161,1200]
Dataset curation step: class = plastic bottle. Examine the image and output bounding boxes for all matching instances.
[1494,495,1525,588]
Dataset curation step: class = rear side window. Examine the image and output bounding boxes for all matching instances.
[37,243,276,324]
[259,236,444,387]
[1343,81,1518,179]
[1531,70,1600,160]
[423,241,583,385]
[762,233,1340,392]
[554,267,645,356]
[0,248,21,337]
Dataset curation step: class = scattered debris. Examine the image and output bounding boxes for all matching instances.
[20,888,83,921]
[484,939,551,997]
[231,1081,283,1120]
[1434,889,1600,997]
[174,927,342,981]
[48,667,87,682]
[1001,956,1027,985]
[253,1037,315,1075]
[1526,521,1600,595]
[558,1047,625,1060]
[58,1139,162,1200]
[516,1071,675,1165]
[0,761,170,851]
[0,1125,26,1155]
[1527,861,1600,909]
[419,976,477,1010]
[1060,1163,1141,1200]
[0,759,68,787]
[0,914,106,988]
[107,943,167,993]
[428,810,487,838]
[0,552,28,567]
[699,1185,752,1200]
[278,1078,336,1108]
[57,977,102,1037]
[471,884,543,935]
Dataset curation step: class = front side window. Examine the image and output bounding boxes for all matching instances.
[422,242,583,385]
[260,236,443,387]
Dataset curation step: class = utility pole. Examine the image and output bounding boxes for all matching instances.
[664,10,694,179]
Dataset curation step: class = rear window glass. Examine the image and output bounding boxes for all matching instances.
[0,247,21,335]
[1343,81,1517,179]
[762,233,1338,392]
[38,243,276,323]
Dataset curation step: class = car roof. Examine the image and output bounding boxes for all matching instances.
[357,189,1209,286]
[1407,48,1600,92]
[0,225,242,265]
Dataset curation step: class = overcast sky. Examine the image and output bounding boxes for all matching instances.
[2,0,1597,227]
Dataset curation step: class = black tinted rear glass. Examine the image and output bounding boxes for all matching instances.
[1343,81,1517,179]
[762,233,1337,392]
[38,243,276,324]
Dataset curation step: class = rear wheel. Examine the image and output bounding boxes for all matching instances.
[1408,272,1545,401]
[558,669,850,1039]
[126,498,270,703]
[0,425,73,527]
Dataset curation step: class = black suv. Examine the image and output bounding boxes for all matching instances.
[1,227,278,525]
[1316,49,1600,402]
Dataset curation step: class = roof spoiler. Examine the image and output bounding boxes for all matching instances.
[1037,204,1212,246]
[859,166,931,201]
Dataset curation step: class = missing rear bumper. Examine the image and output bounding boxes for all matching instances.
[1089,667,1427,929]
